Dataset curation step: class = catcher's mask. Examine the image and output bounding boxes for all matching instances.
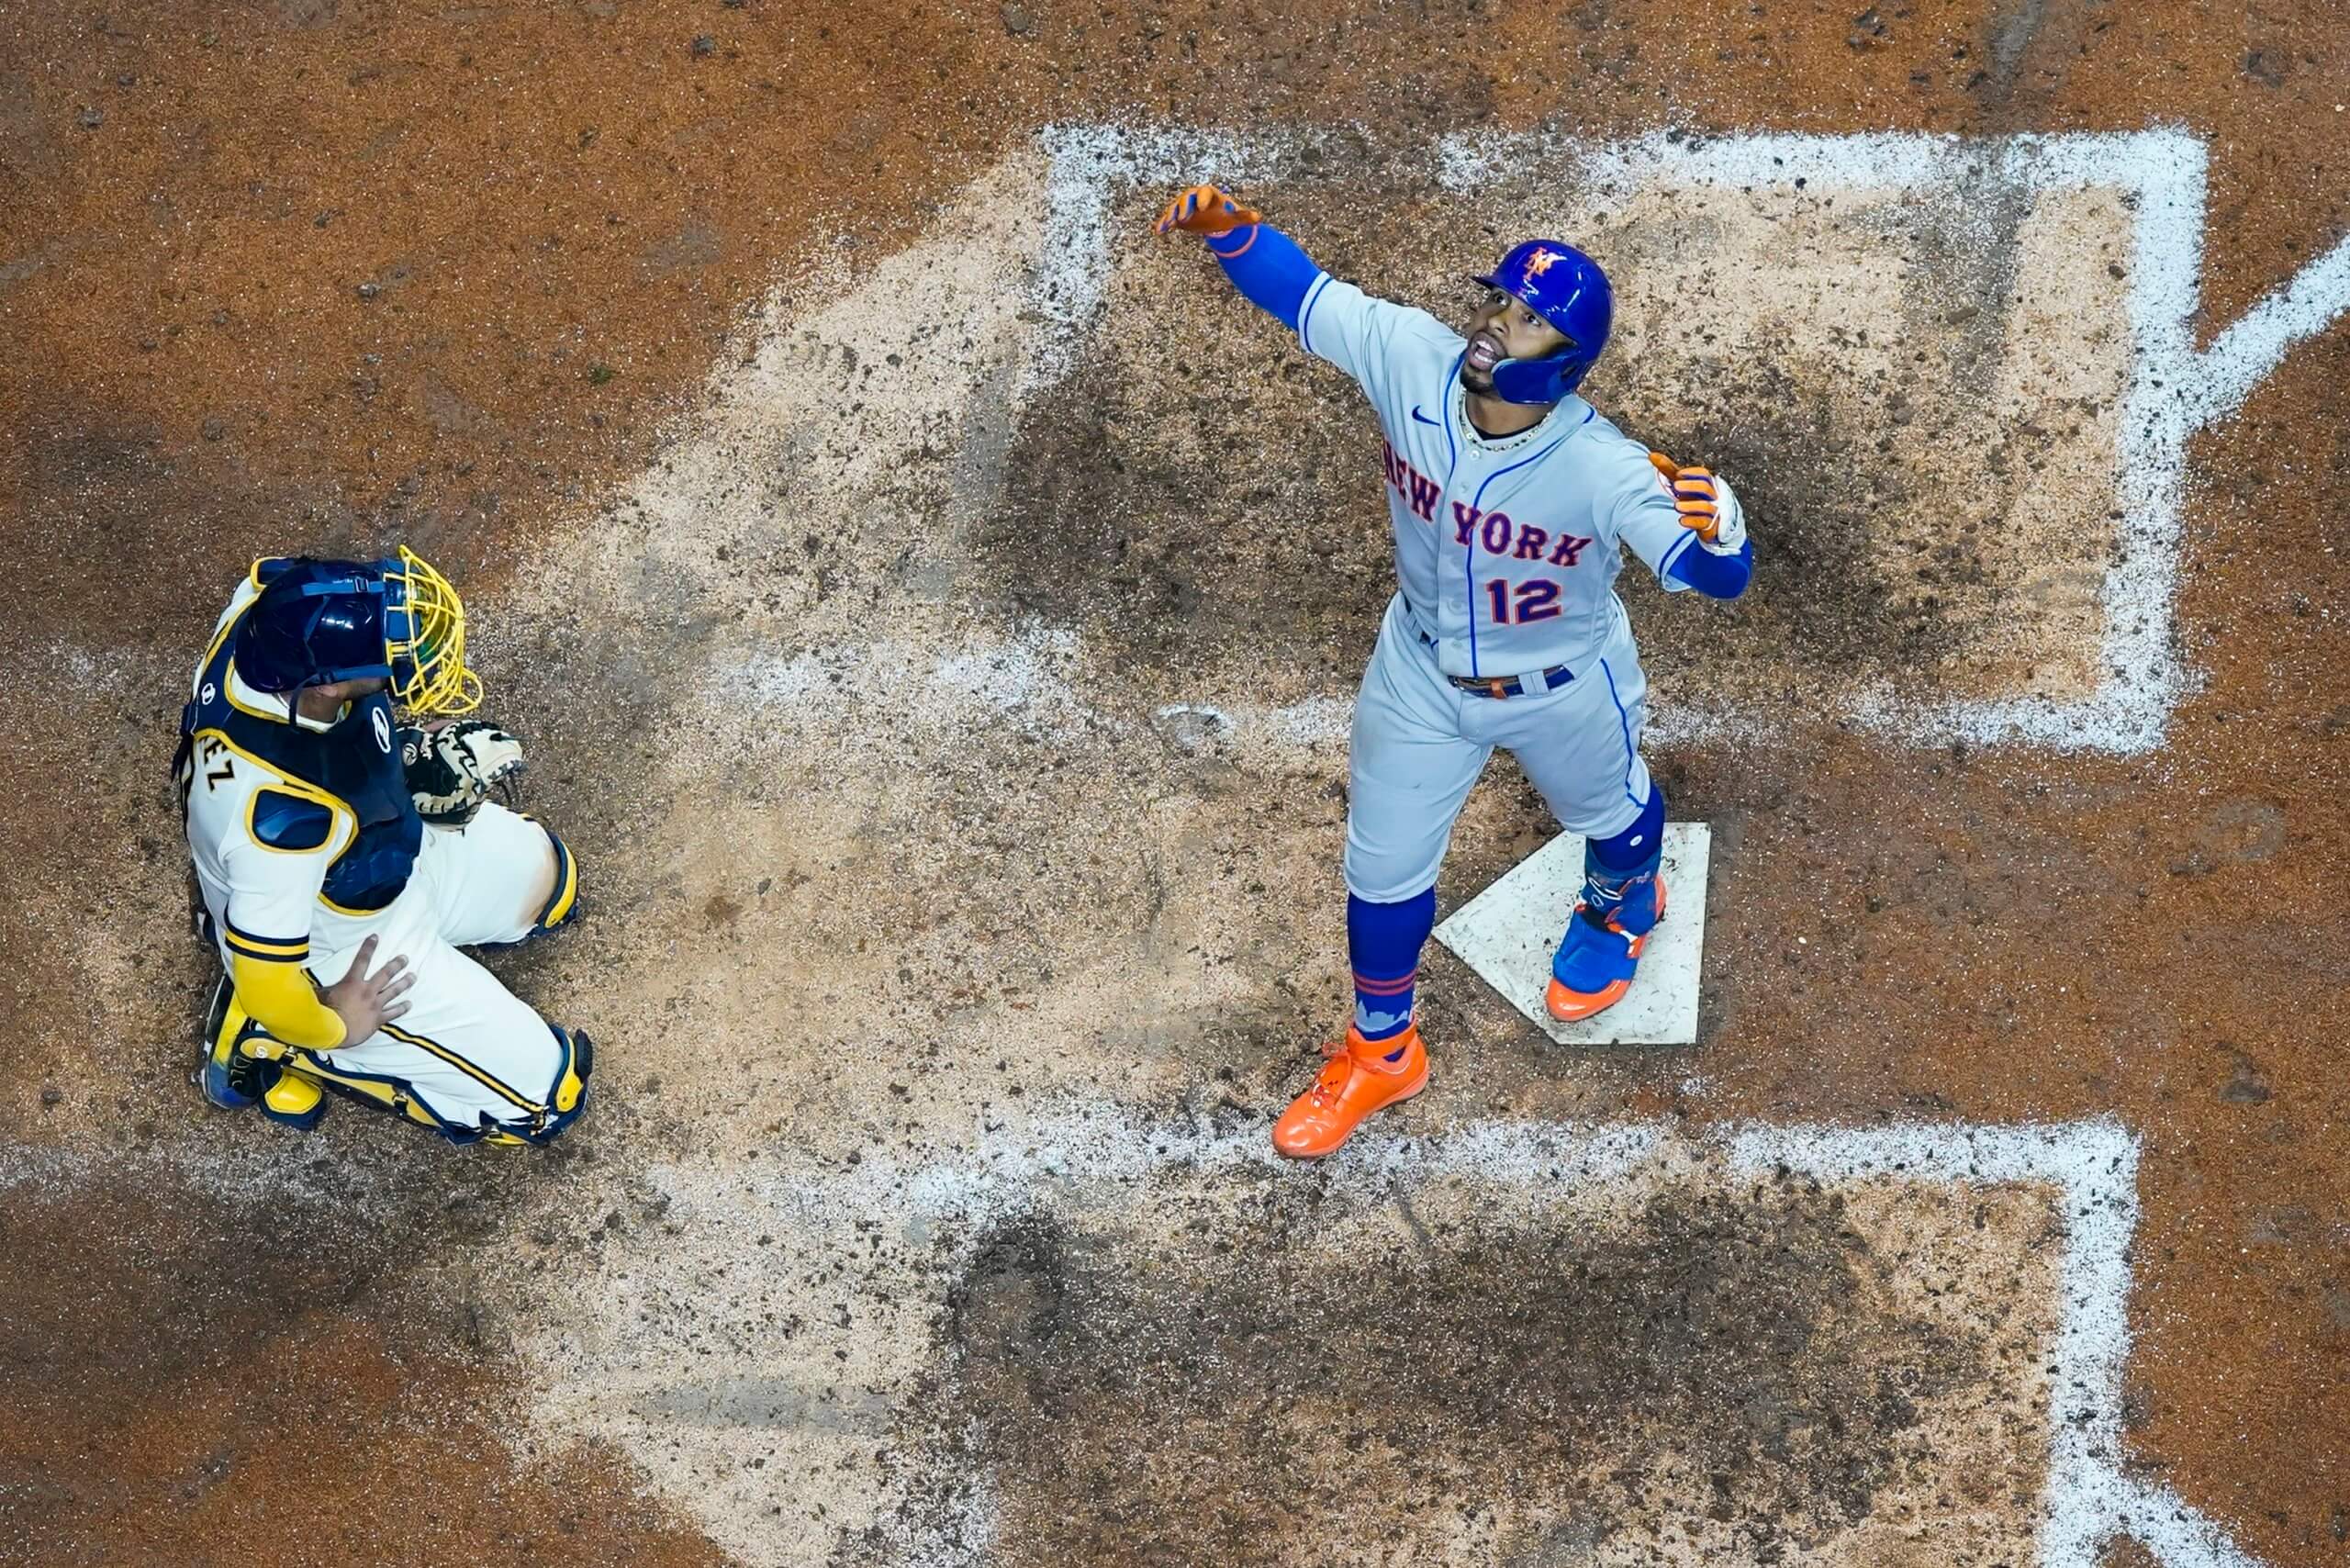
[1472,239,1614,406]
[235,547,482,718]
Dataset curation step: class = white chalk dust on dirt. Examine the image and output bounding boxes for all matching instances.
[1015,156,2134,726]
[296,151,2083,1562]
[456,153,1361,1554]
[1590,179,2131,711]
[466,1116,2063,1566]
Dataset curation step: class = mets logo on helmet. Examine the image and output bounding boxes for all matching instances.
[1522,247,1562,278]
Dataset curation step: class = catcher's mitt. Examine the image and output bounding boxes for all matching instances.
[399,720,524,825]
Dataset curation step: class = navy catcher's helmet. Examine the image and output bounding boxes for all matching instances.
[234,550,480,716]
[1474,240,1613,406]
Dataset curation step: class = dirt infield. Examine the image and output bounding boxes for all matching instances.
[914,1148,2064,1565]
[4,2,2348,1565]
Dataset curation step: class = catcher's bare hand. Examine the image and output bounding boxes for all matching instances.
[322,935,413,1044]
[1153,184,1263,238]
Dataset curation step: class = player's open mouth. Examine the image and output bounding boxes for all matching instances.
[1465,332,1503,373]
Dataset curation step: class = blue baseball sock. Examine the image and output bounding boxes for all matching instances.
[1348,887,1438,1057]
[1583,787,1666,920]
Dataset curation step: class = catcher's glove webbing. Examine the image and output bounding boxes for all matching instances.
[399,720,524,825]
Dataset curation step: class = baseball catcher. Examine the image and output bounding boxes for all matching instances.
[1156,186,1755,1159]
[174,550,590,1145]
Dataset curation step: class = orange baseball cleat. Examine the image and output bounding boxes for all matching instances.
[1270,1023,1430,1159]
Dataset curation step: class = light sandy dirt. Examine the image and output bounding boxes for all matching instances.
[3,2,2348,1565]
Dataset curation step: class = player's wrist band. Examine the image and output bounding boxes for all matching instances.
[1206,223,1260,258]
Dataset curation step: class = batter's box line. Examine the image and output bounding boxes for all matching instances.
[799,1111,2264,1568]
[1033,122,2350,757]
[1729,1120,2262,1568]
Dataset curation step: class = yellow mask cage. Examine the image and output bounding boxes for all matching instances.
[385,546,483,717]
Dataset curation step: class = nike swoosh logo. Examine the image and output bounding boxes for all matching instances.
[1411,406,1440,426]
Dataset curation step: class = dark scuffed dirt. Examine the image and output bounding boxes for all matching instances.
[866,1171,2022,1566]
[8,0,2350,1562]
[0,1155,722,1568]
[1614,367,1964,682]
[982,158,2121,715]
[980,350,1390,681]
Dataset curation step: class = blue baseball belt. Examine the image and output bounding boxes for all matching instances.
[1420,628,1574,699]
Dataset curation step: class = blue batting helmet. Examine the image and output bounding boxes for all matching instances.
[233,551,481,715]
[1473,240,1613,405]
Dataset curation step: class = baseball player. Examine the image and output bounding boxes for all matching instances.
[174,550,590,1145]
[1156,186,1754,1159]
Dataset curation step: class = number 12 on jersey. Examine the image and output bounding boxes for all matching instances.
[1483,578,1562,624]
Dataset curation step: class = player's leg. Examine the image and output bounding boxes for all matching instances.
[1546,779,1667,1022]
[1275,602,1487,1159]
[274,935,591,1145]
[198,967,330,1126]
[193,889,374,1127]
[418,801,581,949]
[1502,652,1667,1022]
[1342,611,1489,1038]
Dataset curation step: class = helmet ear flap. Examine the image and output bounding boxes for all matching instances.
[1476,239,1612,405]
[1490,354,1564,406]
[1488,348,1598,407]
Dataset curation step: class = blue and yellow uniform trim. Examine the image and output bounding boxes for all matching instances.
[380,1020,543,1118]
[535,829,579,931]
[220,913,309,964]
[273,1022,592,1147]
[180,592,421,915]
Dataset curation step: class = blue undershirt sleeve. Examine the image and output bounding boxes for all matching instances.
[1665,535,1755,599]
[1203,223,1320,332]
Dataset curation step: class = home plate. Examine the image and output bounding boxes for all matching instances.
[1434,823,1711,1046]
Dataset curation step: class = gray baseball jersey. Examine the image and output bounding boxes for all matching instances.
[1295,274,1684,902]
[1297,273,1701,678]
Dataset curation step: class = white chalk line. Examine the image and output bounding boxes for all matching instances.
[1729,1120,2257,1568]
[1034,124,2350,756]
[755,1109,2258,1568]
[705,625,1102,748]
[0,1113,2266,1567]
[2184,228,2350,426]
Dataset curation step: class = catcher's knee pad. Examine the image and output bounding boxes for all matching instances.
[488,1025,593,1147]
[532,826,581,935]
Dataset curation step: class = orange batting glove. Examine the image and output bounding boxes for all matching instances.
[1649,450,1723,544]
[1152,184,1263,239]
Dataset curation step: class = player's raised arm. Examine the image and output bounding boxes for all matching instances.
[1616,448,1755,599]
[1153,185,1307,323]
[1154,183,1449,394]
